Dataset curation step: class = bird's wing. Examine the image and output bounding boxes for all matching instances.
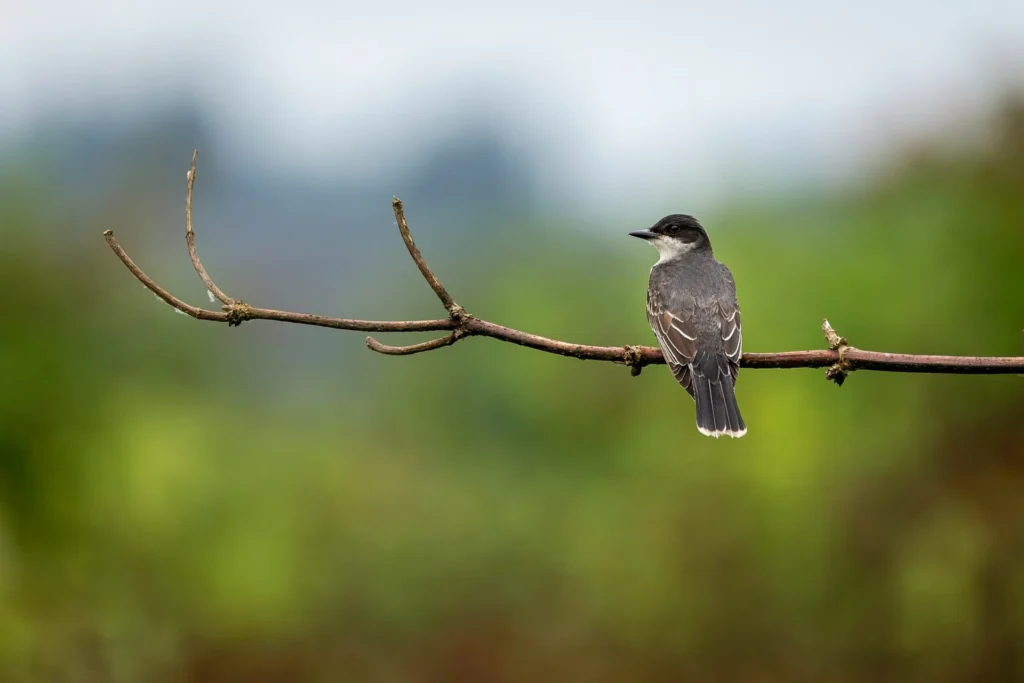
[647,288,698,396]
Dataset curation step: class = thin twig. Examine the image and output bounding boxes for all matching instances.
[102,151,1024,382]
[366,332,462,355]
[392,197,464,318]
[185,150,234,306]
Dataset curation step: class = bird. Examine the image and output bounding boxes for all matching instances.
[630,215,746,438]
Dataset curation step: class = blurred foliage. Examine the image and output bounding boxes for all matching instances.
[1,98,1023,683]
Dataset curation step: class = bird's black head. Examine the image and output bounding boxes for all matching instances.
[629,214,712,260]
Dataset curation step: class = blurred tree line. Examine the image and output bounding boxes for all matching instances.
[0,97,1022,682]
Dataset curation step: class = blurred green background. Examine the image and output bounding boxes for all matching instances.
[4,13,1024,682]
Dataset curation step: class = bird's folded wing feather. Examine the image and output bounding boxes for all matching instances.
[715,264,742,379]
[647,289,698,394]
[718,298,742,375]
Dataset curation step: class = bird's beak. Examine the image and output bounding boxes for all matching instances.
[629,230,657,240]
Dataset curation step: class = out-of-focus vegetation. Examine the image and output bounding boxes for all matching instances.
[1,99,1023,683]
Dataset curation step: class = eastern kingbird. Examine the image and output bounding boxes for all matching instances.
[630,215,746,438]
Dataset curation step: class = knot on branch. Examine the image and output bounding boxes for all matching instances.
[225,302,253,327]
[449,304,469,323]
[822,318,851,386]
[448,308,474,339]
[624,345,647,376]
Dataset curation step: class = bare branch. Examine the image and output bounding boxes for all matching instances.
[102,152,1024,381]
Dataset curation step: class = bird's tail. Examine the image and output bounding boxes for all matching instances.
[694,373,746,438]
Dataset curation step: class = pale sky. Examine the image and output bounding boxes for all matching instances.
[3,1,1024,206]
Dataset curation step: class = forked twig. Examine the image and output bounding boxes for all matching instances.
[103,151,1024,384]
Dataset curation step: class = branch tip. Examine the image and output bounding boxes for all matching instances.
[186,149,198,226]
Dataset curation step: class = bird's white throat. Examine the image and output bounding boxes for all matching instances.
[650,236,699,265]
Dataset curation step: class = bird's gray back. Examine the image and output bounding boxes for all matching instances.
[649,254,738,354]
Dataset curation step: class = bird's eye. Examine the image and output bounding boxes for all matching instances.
[666,224,681,235]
